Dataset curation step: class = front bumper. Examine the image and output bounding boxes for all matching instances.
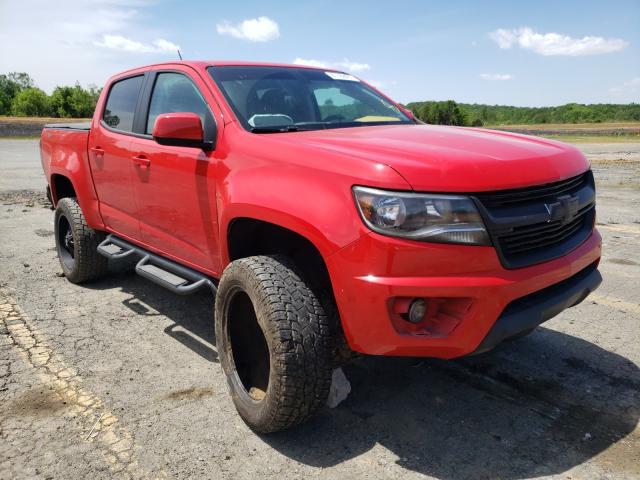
[471,262,601,354]
[326,229,602,358]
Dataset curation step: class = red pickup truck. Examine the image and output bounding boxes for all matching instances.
[40,61,602,432]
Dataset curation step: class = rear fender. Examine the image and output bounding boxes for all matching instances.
[41,128,105,230]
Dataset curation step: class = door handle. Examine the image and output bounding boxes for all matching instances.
[132,155,151,168]
[90,147,104,157]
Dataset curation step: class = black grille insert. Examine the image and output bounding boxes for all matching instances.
[473,171,596,269]
[475,172,589,208]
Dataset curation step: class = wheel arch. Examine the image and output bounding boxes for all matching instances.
[50,173,77,205]
[226,216,333,292]
[225,216,352,364]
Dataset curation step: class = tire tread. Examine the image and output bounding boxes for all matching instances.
[55,197,108,283]
[216,255,334,432]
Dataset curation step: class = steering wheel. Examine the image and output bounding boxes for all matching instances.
[323,114,346,123]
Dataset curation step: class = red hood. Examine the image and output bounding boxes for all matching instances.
[270,124,590,192]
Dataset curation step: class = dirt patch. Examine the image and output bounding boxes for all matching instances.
[608,258,639,266]
[163,386,215,401]
[7,386,70,418]
[34,228,54,237]
[0,189,50,208]
[491,122,640,137]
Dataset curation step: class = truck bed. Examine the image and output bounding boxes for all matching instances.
[40,124,101,227]
[43,122,92,131]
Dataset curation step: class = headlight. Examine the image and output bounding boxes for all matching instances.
[353,186,490,245]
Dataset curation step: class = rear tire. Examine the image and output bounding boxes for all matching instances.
[215,255,333,433]
[54,197,108,283]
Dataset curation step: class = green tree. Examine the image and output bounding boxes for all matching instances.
[0,72,35,114]
[0,77,18,115]
[407,101,640,125]
[416,100,468,126]
[0,72,34,115]
[438,100,467,126]
[49,86,72,117]
[49,83,97,118]
[11,87,50,116]
[7,72,34,90]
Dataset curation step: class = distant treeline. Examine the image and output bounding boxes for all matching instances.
[0,72,100,118]
[2,71,640,125]
[406,100,640,126]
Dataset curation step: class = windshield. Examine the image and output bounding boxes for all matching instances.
[207,66,412,132]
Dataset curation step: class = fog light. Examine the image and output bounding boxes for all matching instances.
[408,299,427,324]
[391,296,472,336]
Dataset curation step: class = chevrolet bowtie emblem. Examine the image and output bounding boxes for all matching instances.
[544,194,580,224]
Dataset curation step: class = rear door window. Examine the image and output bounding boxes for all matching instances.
[102,75,144,132]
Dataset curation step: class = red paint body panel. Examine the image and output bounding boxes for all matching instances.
[40,61,602,359]
[40,128,105,229]
[128,136,222,274]
[87,125,140,238]
[270,124,590,192]
[152,113,203,142]
[326,230,601,357]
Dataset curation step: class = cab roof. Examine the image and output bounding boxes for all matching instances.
[115,60,344,77]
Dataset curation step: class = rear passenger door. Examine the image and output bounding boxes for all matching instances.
[88,74,145,240]
[128,67,222,274]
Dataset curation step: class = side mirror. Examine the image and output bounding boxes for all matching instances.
[152,112,209,149]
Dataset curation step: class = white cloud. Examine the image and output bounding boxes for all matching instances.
[292,58,329,68]
[94,35,179,53]
[154,39,181,53]
[609,77,640,95]
[334,60,371,72]
[489,27,628,56]
[480,73,513,81]
[490,29,518,49]
[0,1,180,93]
[293,58,371,72]
[216,16,279,42]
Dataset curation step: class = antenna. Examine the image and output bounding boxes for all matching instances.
[177,49,183,60]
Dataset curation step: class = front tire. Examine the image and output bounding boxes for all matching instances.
[54,197,108,283]
[215,255,333,433]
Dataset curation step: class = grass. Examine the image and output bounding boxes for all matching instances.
[485,121,640,131]
[0,135,41,140]
[541,134,640,143]
[0,116,90,124]
[486,122,640,144]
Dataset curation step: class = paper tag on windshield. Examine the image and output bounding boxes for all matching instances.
[325,71,359,81]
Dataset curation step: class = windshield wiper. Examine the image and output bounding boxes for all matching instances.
[251,125,302,133]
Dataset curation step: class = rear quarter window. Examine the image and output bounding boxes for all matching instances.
[102,75,144,132]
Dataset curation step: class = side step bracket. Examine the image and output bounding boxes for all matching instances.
[97,234,217,295]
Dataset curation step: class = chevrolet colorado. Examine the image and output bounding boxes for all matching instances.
[40,61,602,432]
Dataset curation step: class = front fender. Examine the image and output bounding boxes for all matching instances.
[215,126,412,268]
[219,202,350,266]
[217,166,405,266]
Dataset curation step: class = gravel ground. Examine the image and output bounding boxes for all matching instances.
[0,139,638,480]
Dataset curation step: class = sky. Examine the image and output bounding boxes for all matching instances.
[0,0,638,106]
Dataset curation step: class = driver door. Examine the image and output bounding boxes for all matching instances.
[128,67,222,274]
